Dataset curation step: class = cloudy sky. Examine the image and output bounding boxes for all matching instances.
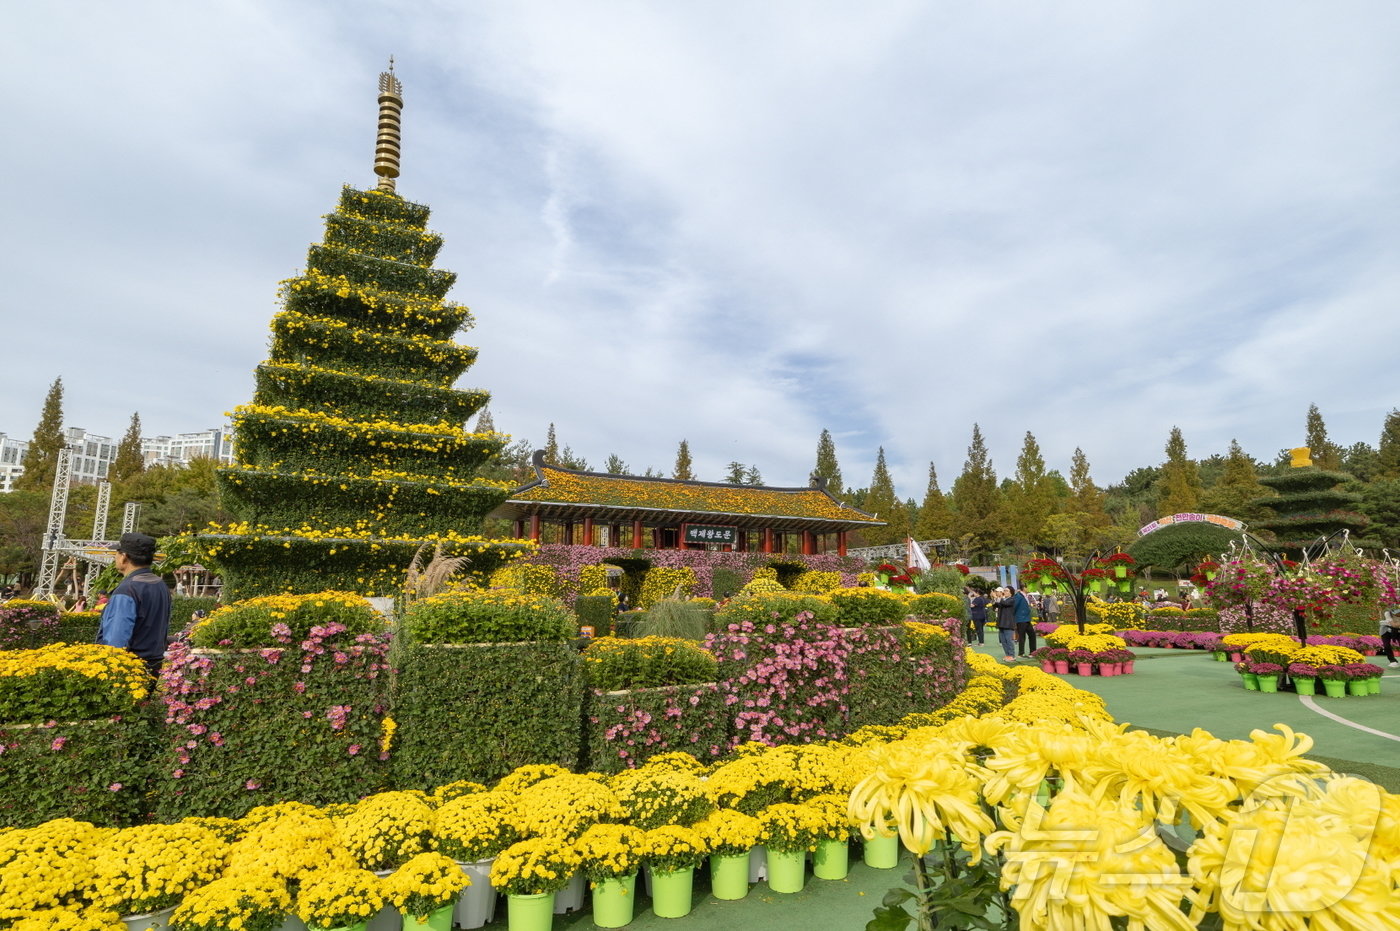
[4,2,1398,498]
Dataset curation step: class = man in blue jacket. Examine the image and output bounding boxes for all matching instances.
[96,532,171,678]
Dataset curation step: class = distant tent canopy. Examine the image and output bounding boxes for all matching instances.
[490,452,884,555]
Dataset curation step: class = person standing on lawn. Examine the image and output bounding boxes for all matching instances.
[1013,586,1037,656]
[1382,608,1399,667]
[968,587,990,644]
[992,587,1019,662]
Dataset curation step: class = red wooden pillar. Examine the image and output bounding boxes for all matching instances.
[633,520,644,548]
[563,521,574,545]
[802,531,815,555]
[529,515,541,541]
[679,523,689,551]
[838,531,847,557]
[609,523,620,547]
[513,519,525,538]
[583,517,594,546]
[762,528,774,553]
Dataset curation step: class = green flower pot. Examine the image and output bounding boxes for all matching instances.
[862,833,900,869]
[1294,677,1317,696]
[765,848,806,894]
[649,868,693,919]
[589,874,636,929]
[1241,673,1259,691]
[401,906,453,931]
[506,893,555,931]
[1370,677,1382,695]
[309,923,366,931]
[708,853,749,901]
[1348,680,1369,696]
[1322,679,1347,698]
[812,839,849,880]
[1257,674,1279,694]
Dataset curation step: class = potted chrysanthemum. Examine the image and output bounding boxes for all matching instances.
[754,803,823,894]
[488,837,583,930]
[574,823,646,929]
[170,875,292,931]
[89,824,225,928]
[692,808,761,901]
[294,869,385,931]
[641,826,709,918]
[382,852,468,931]
[430,790,518,930]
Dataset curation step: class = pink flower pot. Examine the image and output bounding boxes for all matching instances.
[1040,662,1055,673]
[1230,652,1243,663]
[1100,665,1116,677]
[1123,661,1134,674]
[1053,660,1070,674]
[1076,663,1093,676]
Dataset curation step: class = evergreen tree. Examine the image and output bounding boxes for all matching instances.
[1376,409,1400,480]
[1341,442,1378,483]
[109,412,145,485]
[744,464,763,486]
[862,447,900,546]
[557,445,590,470]
[1156,427,1202,516]
[1200,439,1270,521]
[604,454,629,475]
[1304,403,1343,470]
[672,440,695,480]
[1062,447,1111,553]
[913,462,953,541]
[724,461,747,484]
[813,429,844,496]
[949,424,1003,557]
[473,405,495,434]
[1005,431,1055,548]
[544,423,560,463]
[16,377,65,492]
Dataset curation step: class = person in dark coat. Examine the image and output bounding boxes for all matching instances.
[967,587,989,644]
[992,587,1018,661]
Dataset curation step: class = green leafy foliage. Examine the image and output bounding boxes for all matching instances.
[584,683,729,773]
[713,592,839,627]
[400,589,576,644]
[390,642,582,790]
[829,589,908,626]
[573,595,615,634]
[581,636,719,691]
[189,593,383,648]
[636,600,709,640]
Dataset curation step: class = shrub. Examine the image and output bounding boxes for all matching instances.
[0,644,150,724]
[400,589,576,643]
[911,567,968,598]
[828,588,907,626]
[585,683,729,772]
[390,641,582,790]
[711,567,744,600]
[574,595,615,635]
[582,637,719,691]
[636,600,709,640]
[190,592,382,648]
[713,592,838,627]
[906,592,965,620]
[171,596,220,631]
[789,570,842,594]
[489,564,563,598]
[638,567,697,609]
[0,600,61,651]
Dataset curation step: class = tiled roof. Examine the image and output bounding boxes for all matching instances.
[496,462,883,528]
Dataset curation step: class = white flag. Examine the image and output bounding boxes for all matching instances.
[907,537,932,572]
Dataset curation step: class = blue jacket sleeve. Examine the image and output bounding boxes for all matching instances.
[97,594,138,648]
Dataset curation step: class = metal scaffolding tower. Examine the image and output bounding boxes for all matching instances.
[31,449,133,599]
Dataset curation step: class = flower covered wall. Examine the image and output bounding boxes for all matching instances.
[206,186,528,598]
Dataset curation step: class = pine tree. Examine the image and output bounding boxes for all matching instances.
[672,440,695,481]
[544,423,560,464]
[1156,426,1202,516]
[813,429,843,496]
[16,377,65,492]
[109,412,145,485]
[604,454,629,475]
[1376,409,1400,480]
[744,464,763,486]
[724,461,747,484]
[1200,439,1270,521]
[1005,431,1054,548]
[913,462,953,541]
[1304,403,1343,470]
[861,447,900,546]
[473,405,495,434]
[1063,447,1111,551]
[949,425,1004,557]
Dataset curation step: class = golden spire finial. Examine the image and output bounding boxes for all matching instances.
[374,57,404,193]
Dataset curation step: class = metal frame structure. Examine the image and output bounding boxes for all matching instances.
[31,448,134,599]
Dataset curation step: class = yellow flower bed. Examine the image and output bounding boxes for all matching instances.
[1044,622,1116,646]
[0,644,149,723]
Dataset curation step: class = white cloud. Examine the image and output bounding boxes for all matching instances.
[2,1,1397,501]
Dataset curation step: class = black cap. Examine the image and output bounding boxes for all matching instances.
[110,532,157,561]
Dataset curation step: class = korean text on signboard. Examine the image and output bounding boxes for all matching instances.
[684,524,738,545]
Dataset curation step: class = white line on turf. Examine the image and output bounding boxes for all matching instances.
[1298,695,1400,742]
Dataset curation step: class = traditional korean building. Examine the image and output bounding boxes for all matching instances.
[492,452,885,556]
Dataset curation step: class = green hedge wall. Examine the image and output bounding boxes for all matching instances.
[254,364,487,424]
[154,632,392,821]
[281,279,470,341]
[267,312,476,384]
[845,625,962,731]
[389,642,583,790]
[307,245,457,298]
[0,710,159,828]
[583,683,729,774]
